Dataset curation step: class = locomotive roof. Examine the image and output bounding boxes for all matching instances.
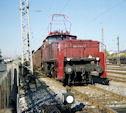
[43,34,77,42]
[47,34,77,38]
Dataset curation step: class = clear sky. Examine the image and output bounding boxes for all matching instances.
[0,0,126,58]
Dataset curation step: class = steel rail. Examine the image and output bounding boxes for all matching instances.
[109,78,126,83]
[107,75,126,83]
[46,79,117,113]
[106,71,126,75]
[70,88,117,113]
[106,68,126,71]
[88,85,126,101]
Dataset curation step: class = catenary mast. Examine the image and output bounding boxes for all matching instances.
[20,0,33,73]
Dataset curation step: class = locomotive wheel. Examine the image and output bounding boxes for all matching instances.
[50,64,54,78]
[63,78,67,86]
[68,75,71,86]
[50,69,54,78]
[89,74,93,84]
[43,63,49,74]
[63,74,68,86]
[63,74,71,86]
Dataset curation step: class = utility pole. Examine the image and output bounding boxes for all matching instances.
[0,49,1,57]
[117,36,120,65]
[101,28,104,52]
[20,0,33,74]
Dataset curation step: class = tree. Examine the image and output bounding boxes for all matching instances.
[103,49,110,58]
[18,57,21,60]
[0,49,2,59]
[125,52,126,57]
[120,53,124,57]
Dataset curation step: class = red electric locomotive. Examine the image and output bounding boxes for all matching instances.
[33,14,107,85]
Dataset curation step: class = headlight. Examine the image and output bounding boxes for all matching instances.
[66,58,71,61]
[66,95,74,104]
[67,67,72,73]
[88,55,92,58]
[65,65,73,74]
[96,57,100,61]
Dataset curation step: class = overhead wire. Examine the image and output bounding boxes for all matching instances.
[89,0,126,23]
[48,0,55,12]
[39,0,56,37]
[59,0,71,13]
[42,0,70,35]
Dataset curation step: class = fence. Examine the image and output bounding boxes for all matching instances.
[0,62,19,112]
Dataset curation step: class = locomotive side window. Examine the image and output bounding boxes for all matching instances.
[57,37,62,40]
[48,35,76,44]
[56,36,66,40]
[66,36,77,40]
[48,36,66,44]
[71,37,76,40]
[48,37,57,44]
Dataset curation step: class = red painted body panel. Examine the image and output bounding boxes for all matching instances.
[59,40,99,58]
[99,52,107,78]
[43,42,59,60]
[32,46,42,68]
[57,52,64,79]
[43,40,100,60]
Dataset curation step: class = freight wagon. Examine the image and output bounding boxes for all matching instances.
[108,56,126,64]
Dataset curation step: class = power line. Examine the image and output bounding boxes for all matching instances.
[48,0,55,11]
[117,36,120,65]
[101,27,104,52]
[59,0,71,13]
[89,0,126,23]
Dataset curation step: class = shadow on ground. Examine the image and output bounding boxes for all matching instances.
[92,76,109,85]
[20,72,85,113]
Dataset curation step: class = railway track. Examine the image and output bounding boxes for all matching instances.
[71,85,126,113]
[107,68,126,71]
[106,65,126,83]
[107,75,126,83]
[106,65,126,70]
[106,73,126,83]
[19,69,126,113]
[37,71,126,113]
[107,71,126,75]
